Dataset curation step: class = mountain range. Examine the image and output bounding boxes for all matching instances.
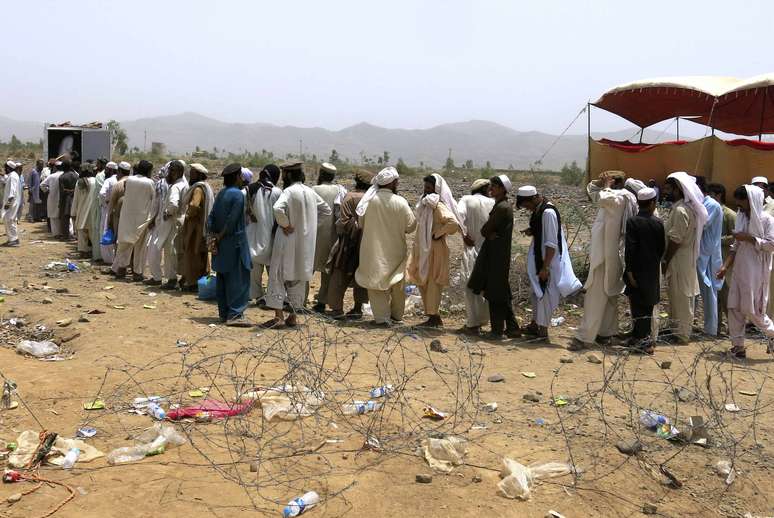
[0,112,669,170]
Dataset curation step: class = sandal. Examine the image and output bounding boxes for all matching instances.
[567,338,588,351]
[729,346,747,359]
[259,318,285,329]
[523,322,540,336]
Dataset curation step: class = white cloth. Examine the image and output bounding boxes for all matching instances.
[312,183,344,271]
[150,177,189,248]
[527,208,581,300]
[41,171,63,228]
[497,175,512,192]
[117,176,156,245]
[667,172,709,257]
[268,182,332,282]
[356,166,398,217]
[247,186,282,265]
[415,173,464,282]
[585,183,631,296]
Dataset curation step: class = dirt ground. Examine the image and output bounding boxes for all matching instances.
[1,182,773,518]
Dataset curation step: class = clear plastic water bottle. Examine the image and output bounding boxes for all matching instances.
[639,410,668,429]
[283,491,320,517]
[343,400,382,415]
[62,448,80,469]
[65,260,79,272]
[369,385,393,398]
[147,402,167,420]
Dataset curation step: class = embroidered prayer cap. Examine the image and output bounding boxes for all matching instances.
[320,162,337,173]
[118,161,131,171]
[517,185,537,197]
[637,187,657,201]
[751,176,769,186]
[106,161,118,170]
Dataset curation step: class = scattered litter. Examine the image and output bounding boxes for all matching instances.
[176,339,189,347]
[550,316,565,327]
[498,459,576,500]
[103,286,115,290]
[714,460,736,485]
[546,512,567,518]
[551,396,568,407]
[0,288,14,295]
[482,402,498,413]
[282,490,319,518]
[422,436,467,473]
[188,389,205,398]
[422,406,447,420]
[535,417,546,426]
[8,430,103,468]
[106,423,186,465]
[243,385,323,421]
[739,390,757,396]
[659,312,669,318]
[76,427,97,438]
[166,399,254,421]
[16,340,60,358]
[521,372,536,378]
[112,305,126,310]
[147,292,157,297]
[143,305,156,310]
[83,399,105,410]
[343,400,383,415]
[369,385,393,398]
[725,403,741,412]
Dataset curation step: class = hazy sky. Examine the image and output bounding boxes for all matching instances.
[2,0,772,135]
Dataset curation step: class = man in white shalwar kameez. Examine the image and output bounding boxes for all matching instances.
[98,162,120,263]
[71,165,97,256]
[457,178,495,333]
[112,160,156,280]
[517,185,581,341]
[662,172,708,344]
[41,162,64,238]
[246,164,282,304]
[570,171,637,350]
[355,167,417,326]
[311,162,346,312]
[147,161,188,289]
[261,162,331,328]
[1,161,21,246]
[752,177,774,320]
[718,184,774,358]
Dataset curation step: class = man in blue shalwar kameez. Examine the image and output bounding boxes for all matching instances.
[207,163,252,327]
[696,177,723,336]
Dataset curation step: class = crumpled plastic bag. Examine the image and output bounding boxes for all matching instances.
[16,340,60,358]
[243,384,324,421]
[106,423,187,465]
[9,430,104,468]
[498,459,575,500]
[422,436,468,473]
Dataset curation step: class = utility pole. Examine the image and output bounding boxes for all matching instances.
[299,139,303,158]
[144,130,147,152]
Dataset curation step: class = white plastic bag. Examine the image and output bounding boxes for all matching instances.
[498,459,575,500]
[106,423,186,465]
[422,436,468,473]
[16,340,60,358]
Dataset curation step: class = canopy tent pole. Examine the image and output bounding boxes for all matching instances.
[638,128,644,144]
[586,102,591,181]
[676,117,680,140]
[758,88,767,142]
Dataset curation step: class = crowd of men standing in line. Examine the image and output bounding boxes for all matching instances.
[2,156,774,358]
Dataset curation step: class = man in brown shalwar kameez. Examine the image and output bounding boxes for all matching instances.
[326,169,372,319]
[179,163,214,291]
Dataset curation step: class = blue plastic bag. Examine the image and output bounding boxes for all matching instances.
[100,228,116,246]
[197,275,217,300]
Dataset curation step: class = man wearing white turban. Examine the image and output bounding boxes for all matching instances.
[456,178,495,333]
[570,171,637,350]
[661,172,708,343]
[718,184,774,358]
[1,161,21,246]
[406,173,463,328]
[355,167,417,326]
[752,177,774,320]
[311,162,346,312]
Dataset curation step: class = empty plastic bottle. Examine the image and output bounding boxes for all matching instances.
[147,402,167,420]
[639,410,668,429]
[283,491,320,517]
[65,260,79,272]
[62,448,80,469]
[369,385,393,398]
[342,400,382,415]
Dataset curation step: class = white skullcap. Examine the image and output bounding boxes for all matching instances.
[190,163,208,176]
[5,160,17,168]
[106,161,118,169]
[118,161,131,171]
[497,174,512,192]
[752,176,769,185]
[517,185,537,197]
[637,187,657,201]
[625,178,647,192]
[320,162,337,173]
